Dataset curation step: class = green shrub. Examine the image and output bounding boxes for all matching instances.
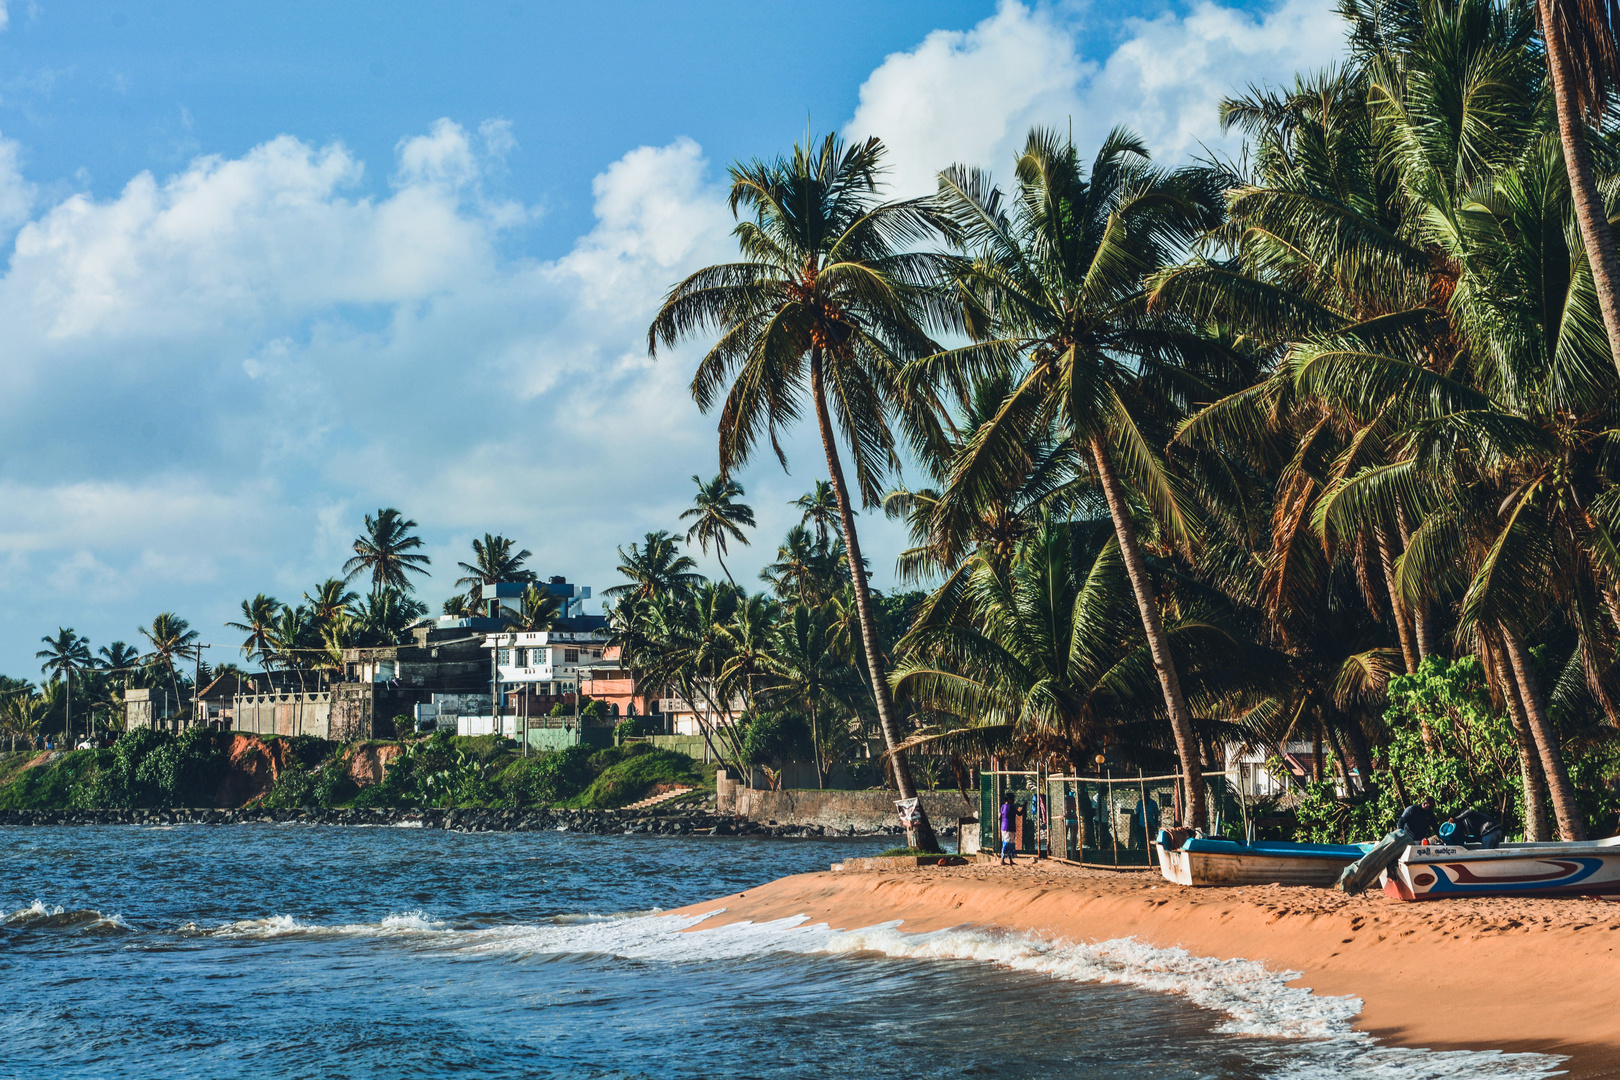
[492,744,595,807]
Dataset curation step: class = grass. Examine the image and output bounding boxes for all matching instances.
[567,748,706,810]
[875,847,946,858]
[0,749,99,810]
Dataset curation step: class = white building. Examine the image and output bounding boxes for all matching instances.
[482,625,611,698]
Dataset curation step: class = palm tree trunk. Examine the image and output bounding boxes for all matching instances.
[809,698,823,790]
[1394,507,1436,661]
[1088,436,1207,829]
[1343,720,1375,793]
[1539,0,1620,374]
[809,350,938,851]
[1492,648,1550,842]
[1501,627,1587,840]
[1376,526,1419,674]
[716,550,737,590]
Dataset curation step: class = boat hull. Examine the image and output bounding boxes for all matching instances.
[1156,843,1360,887]
[1381,837,1620,900]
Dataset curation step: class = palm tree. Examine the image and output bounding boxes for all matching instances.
[603,530,703,604]
[270,605,315,691]
[305,578,360,629]
[454,534,536,610]
[1523,0,1620,373]
[357,587,428,645]
[441,593,475,619]
[139,614,200,722]
[648,132,953,850]
[925,128,1224,826]
[758,603,842,787]
[506,584,564,632]
[36,628,92,745]
[892,519,1251,782]
[2,691,47,752]
[793,481,841,545]
[760,525,849,607]
[342,508,431,596]
[681,474,756,588]
[226,595,281,691]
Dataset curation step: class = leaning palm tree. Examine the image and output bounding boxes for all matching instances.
[139,613,200,721]
[36,628,92,746]
[757,602,842,788]
[924,128,1224,826]
[681,474,756,588]
[226,594,281,690]
[648,133,952,850]
[1505,0,1620,371]
[342,508,431,596]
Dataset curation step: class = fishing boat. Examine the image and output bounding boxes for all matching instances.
[1381,836,1620,900]
[1154,830,1372,887]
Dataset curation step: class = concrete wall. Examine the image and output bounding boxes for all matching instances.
[723,786,976,833]
[233,693,332,739]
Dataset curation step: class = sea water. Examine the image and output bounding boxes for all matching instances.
[0,826,1565,1079]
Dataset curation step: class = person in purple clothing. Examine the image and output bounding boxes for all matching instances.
[999,793,1016,865]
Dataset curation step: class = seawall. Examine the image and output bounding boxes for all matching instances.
[728,788,974,833]
[0,805,909,837]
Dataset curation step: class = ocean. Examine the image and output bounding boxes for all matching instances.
[0,825,1566,1079]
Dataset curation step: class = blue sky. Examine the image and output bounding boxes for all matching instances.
[0,0,1342,675]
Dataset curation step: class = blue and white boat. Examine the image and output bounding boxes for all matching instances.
[1155,830,1373,887]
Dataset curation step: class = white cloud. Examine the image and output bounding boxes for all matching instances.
[848,0,1344,196]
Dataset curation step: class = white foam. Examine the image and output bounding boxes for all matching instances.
[143,906,1568,1078]
[4,900,129,932]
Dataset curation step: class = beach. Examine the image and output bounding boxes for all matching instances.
[680,860,1620,1078]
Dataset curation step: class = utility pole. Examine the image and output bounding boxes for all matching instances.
[65,664,72,749]
[192,644,210,730]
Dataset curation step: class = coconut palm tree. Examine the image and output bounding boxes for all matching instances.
[758,602,844,787]
[603,530,703,604]
[924,127,1225,826]
[506,584,564,632]
[305,579,360,630]
[1508,0,1620,371]
[343,508,431,596]
[649,132,954,850]
[454,534,537,610]
[760,525,849,607]
[681,474,756,588]
[227,595,281,691]
[892,519,1252,783]
[139,614,200,722]
[793,481,841,545]
[356,587,427,646]
[36,628,92,745]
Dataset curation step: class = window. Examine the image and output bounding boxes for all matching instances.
[497,649,513,665]
[591,650,601,660]
[564,648,579,663]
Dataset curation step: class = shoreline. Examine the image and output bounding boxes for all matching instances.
[0,805,910,837]
[675,860,1620,1078]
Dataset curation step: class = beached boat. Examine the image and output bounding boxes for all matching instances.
[1381,835,1620,900]
[1154,830,1371,887]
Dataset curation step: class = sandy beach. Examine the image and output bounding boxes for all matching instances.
[678,860,1620,1077]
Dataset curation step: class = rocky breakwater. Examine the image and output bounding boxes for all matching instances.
[0,805,905,837]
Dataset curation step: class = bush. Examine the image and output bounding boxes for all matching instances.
[73,728,233,809]
[492,744,595,807]
[348,731,498,808]
[1296,655,1527,843]
[264,743,358,809]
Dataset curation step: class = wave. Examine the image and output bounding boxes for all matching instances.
[3,900,129,933]
[128,906,1566,1078]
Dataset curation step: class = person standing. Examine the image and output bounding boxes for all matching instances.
[999,793,1016,865]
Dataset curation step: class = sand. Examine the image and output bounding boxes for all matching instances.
[676,860,1620,1078]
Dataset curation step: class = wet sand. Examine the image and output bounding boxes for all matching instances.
[676,859,1620,1077]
